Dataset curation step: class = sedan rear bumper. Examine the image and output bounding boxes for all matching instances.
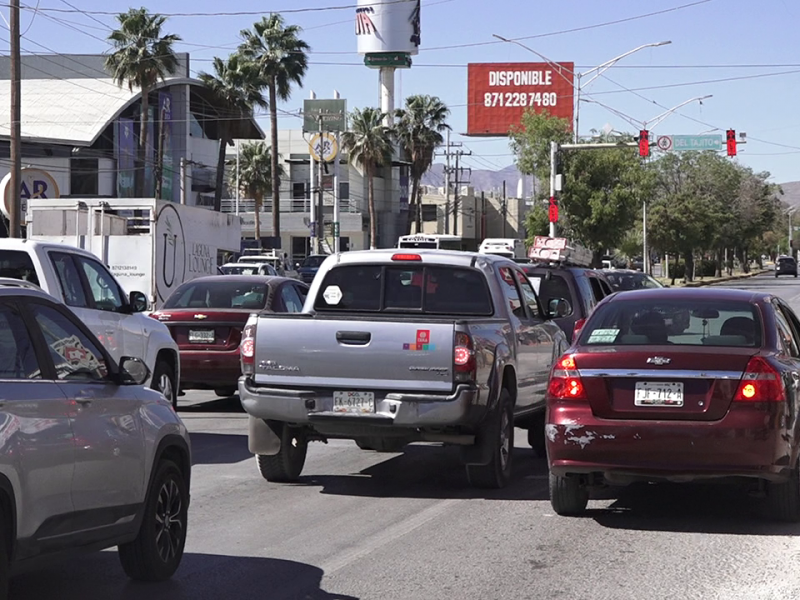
[179,349,241,389]
[546,403,792,484]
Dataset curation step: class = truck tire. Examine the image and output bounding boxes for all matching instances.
[151,360,177,410]
[767,461,800,522]
[527,413,547,458]
[118,460,188,581]
[466,389,514,489]
[256,422,307,482]
[549,472,589,516]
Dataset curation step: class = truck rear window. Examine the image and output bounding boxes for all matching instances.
[0,250,39,286]
[315,265,493,315]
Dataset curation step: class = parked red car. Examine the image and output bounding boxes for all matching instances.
[150,275,308,397]
[546,287,800,522]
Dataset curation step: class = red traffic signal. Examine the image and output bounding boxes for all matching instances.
[726,129,737,157]
[638,130,650,157]
[549,197,558,223]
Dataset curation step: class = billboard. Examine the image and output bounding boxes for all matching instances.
[158,92,174,201]
[115,117,136,197]
[356,0,420,55]
[467,62,575,136]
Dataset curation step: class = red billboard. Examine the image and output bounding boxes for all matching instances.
[467,62,575,136]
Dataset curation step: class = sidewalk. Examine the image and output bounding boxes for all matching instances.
[654,269,769,288]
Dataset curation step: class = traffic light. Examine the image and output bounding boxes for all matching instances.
[638,130,650,157]
[726,129,737,157]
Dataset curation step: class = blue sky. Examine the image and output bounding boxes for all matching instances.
[15,0,800,183]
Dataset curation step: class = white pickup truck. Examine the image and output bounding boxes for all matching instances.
[0,238,180,407]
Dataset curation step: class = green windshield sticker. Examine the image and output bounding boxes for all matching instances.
[587,329,619,344]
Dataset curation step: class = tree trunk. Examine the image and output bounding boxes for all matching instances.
[715,248,723,278]
[726,249,734,275]
[154,100,168,201]
[269,80,280,241]
[137,87,149,197]
[684,251,694,282]
[254,190,262,246]
[405,176,419,236]
[415,185,423,233]
[591,250,603,269]
[213,127,228,212]
[368,164,377,249]
[742,249,750,273]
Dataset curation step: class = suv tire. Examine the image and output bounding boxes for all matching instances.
[549,472,589,516]
[119,459,188,581]
[151,360,177,410]
[256,422,308,482]
[767,461,800,522]
[0,510,8,600]
[466,389,514,489]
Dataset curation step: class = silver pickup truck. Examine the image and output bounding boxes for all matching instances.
[238,249,568,488]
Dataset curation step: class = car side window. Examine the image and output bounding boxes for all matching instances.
[279,284,304,313]
[50,252,88,308]
[0,303,42,379]
[499,267,525,320]
[77,257,125,312]
[588,277,606,303]
[514,269,542,320]
[773,303,800,358]
[30,303,109,381]
[294,284,308,304]
[598,278,614,296]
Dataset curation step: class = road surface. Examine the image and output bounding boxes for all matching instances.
[10,273,800,600]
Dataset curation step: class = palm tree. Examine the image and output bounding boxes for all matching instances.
[105,8,181,197]
[394,95,450,234]
[198,54,267,212]
[341,107,394,249]
[227,141,285,244]
[238,14,310,239]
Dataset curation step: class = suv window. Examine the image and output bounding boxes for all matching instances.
[77,256,125,312]
[0,250,40,286]
[50,252,88,308]
[0,303,41,379]
[30,303,109,381]
[774,301,800,357]
[314,265,493,315]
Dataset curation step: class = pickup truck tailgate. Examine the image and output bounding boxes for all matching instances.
[254,317,455,392]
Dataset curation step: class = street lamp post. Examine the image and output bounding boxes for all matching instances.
[787,206,797,258]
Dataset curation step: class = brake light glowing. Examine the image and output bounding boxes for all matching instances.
[547,353,587,400]
[240,316,258,376]
[392,253,422,261]
[454,331,476,382]
[733,356,785,403]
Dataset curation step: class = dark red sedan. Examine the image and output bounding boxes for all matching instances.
[546,287,800,521]
[150,275,308,397]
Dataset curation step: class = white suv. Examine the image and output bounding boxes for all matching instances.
[0,239,180,407]
[0,283,191,595]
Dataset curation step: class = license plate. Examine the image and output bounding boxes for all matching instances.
[635,382,684,407]
[333,391,375,414]
[188,329,215,343]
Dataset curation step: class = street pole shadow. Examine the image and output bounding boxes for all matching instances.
[10,552,359,600]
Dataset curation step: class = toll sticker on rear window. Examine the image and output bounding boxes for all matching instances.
[322,285,342,305]
[403,329,436,351]
[586,328,619,344]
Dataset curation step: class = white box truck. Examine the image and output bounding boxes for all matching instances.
[26,198,242,309]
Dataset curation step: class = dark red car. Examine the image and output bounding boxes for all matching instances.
[150,275,308,397]
[546,287,800,522]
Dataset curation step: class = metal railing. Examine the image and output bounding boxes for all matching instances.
[221,197,360,214]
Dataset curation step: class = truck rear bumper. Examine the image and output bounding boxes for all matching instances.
[238,377,482,429]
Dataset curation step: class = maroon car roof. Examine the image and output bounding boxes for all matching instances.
[604,287,765,304]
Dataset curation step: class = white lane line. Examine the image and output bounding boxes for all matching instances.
[319,499,460,575]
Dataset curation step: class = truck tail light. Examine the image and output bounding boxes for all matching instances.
[454,331,476,382]
[733,356,785,403]
[240,315,258,376]
[547,354,587,400]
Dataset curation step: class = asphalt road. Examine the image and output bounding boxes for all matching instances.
[10,272,800,600]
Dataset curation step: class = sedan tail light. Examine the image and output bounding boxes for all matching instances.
[733,356,786,403]
[547,354,587,400]
[454,331,476,382]
[240,315,258,376]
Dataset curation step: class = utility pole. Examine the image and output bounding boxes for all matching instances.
[502,180,507,237]
[317,114,324,255]
[449,150,471,237]
[9,0,21,237]
[435,132,463,235]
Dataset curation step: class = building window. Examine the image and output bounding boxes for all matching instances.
[339,181,349,200]
[292,182,307,199]
[421,204,438,222]
[71,158,98,196]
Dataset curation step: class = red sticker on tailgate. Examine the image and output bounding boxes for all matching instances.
[416,330,430,346]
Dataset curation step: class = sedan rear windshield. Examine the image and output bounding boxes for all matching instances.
[579,299,762,347]
[163,281,269,310]
[314,265,493,315]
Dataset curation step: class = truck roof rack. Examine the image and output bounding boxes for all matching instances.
[0,277,45,292]
[528,236,593,267]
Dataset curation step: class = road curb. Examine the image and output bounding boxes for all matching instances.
[681,270,769,288]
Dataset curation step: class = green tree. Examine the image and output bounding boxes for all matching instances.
[394,95,450,234]
[341,107,394,249]
[239,15,310,239]
[105,8,181,197]
[198,54,267,212]
[227,141,285,244]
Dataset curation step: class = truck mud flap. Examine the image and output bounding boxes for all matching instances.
[248,415,281,456]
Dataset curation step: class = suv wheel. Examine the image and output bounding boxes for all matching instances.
[119,459,188,581]
[152,361,177,410]
[466,389,514,489]
[549,472,589,516]
[0,511,8,600]
[767,461,800,522]
[256,422,308,482]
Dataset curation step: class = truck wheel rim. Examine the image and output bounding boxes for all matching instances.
[500,410,511,470]
[155,478,183,562]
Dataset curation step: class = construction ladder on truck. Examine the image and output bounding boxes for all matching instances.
[527,236,593,267]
